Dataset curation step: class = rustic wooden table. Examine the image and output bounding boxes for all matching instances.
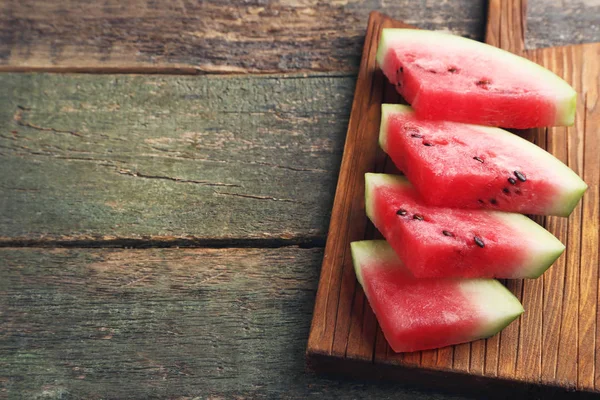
[1,1,598,399]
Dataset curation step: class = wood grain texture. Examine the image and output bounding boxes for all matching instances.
[3,0,596,75]
[0,247,474,400]
[526,0,600,50]
[307,5,600,396]
[0,0,600,74]
[0,73,357,243]
[0,0,486,74]
[307,12,402,359]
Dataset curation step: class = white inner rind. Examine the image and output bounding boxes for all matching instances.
[364,173,409,226]
[376,29,577,126]
[492,212,565,278]
[379,104,414,152]
[459,280,524,338]
[350,240,399,287]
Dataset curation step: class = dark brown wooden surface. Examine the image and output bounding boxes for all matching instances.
[0,0,487,74]
[1,0,598,399]
[307,1,600,396]
[2,0,593,74]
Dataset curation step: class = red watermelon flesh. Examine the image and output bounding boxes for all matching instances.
[376,29,576,128]
[365,173,565,279]
[380,104,587,217]
[351,240,524,352]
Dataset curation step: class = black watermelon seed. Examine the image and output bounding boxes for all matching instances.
[474,236,485,248]
[473,156,484,163]
[508,177,517,185]
[413,214,424,221]
[423,142,433,147]
[476,79,491,87]
[448,67,458,73]
[396,82,402,87]
[399,67,404,73]
[478,199,485,204]
[410,133,423,138]
[396,209,407,216]
[490,198,498,205]
[428,69,437,74]
[442,230,454,237]
[503,187,510,194]
[514,170,527,182]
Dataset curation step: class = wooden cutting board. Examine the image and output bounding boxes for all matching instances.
[306,0,600,396]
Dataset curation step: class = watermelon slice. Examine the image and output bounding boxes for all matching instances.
[365,173,565,278]
[351,240,524,352]
[376,29,576,128]
[379,104,587,217]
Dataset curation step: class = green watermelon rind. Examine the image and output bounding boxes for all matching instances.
[379,104,587,217]
[379,103,413,152]
[376,29,577,126]
[350,239,399,287]
[492,212,565,278]
[364,173,410,228]
[350,240,524,343]
[459,279,524,339]
[364,173,565,279]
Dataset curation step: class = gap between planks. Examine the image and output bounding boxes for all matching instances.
[0,67,357,78]
[0,237,327,249]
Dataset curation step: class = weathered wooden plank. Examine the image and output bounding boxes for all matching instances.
[0,247,469,400]
[526,0,600,50]
[3,0,596,74]
[0,73,356,242]
[0,0,487,73]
